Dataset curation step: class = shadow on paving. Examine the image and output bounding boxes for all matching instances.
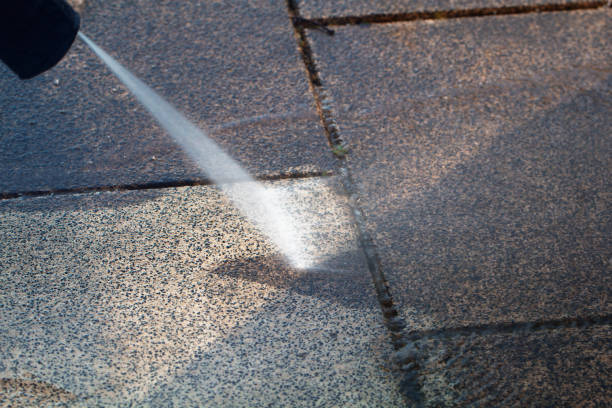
[374,86,611,328]
[0,252,394,406]
[212,252,378,310]
[362,86,611,406]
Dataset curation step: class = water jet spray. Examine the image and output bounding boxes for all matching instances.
[76,32,312,269]
[0,1,314,269]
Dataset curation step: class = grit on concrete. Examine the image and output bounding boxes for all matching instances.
[307,6,611,407]
[0,178,403,406]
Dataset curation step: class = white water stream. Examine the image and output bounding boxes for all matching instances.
[78,32,311,268]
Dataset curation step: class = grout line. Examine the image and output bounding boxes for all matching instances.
[291,16,335,35]
[287,0,344,160]
[297,1,607,27]
[287,1,322,86]
[286,1,344,152]
[0,171,332,201]
[407,314,612,341]
[287,0,406,344]
[336,168,426,405]
[287,1,424,404]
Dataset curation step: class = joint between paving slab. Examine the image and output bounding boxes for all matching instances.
[287,2,427,404]
[287,0,409,344]
[304,1,607,27]
[287,0,322,87]
[0,171,332,201]
[335,167,427,403]
[394,314,612,404]
[287,0,345,153]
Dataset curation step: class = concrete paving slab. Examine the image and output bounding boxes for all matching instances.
[297,0,594,19]
[414,325,612,406]
[0,0,333,196]
[307,9,611,329]
[0,177,405,406]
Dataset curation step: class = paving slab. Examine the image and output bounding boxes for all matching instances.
[0,0,332,196]
[414,325,612,406]
[308,9,611,329]
[297,0,594,19]
[308,9,611,404]
[0,177,405,406]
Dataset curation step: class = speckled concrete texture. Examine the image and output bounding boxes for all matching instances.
[414,325,612,406]
[308,9,611,330]
[0,0,332,195]
[308,8,611,404]
[3,0,611,405]
[297,0,592,19]
[0,177,404,406]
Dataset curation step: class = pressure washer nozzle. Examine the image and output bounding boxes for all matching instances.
[0,0,80,79]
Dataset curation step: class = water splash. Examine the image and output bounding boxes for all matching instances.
[78,32,311,268]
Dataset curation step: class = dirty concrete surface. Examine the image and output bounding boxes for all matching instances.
[0,0,332,195]
[1,0,611,407]
[308,6,611,407]
[308,9,611,330]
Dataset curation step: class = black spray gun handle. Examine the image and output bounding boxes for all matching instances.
[0,0,80,79]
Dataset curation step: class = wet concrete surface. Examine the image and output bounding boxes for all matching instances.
[308,7,611,405]
[297,0,595,19]
[0,0,333,196]
[0,177,405,406]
